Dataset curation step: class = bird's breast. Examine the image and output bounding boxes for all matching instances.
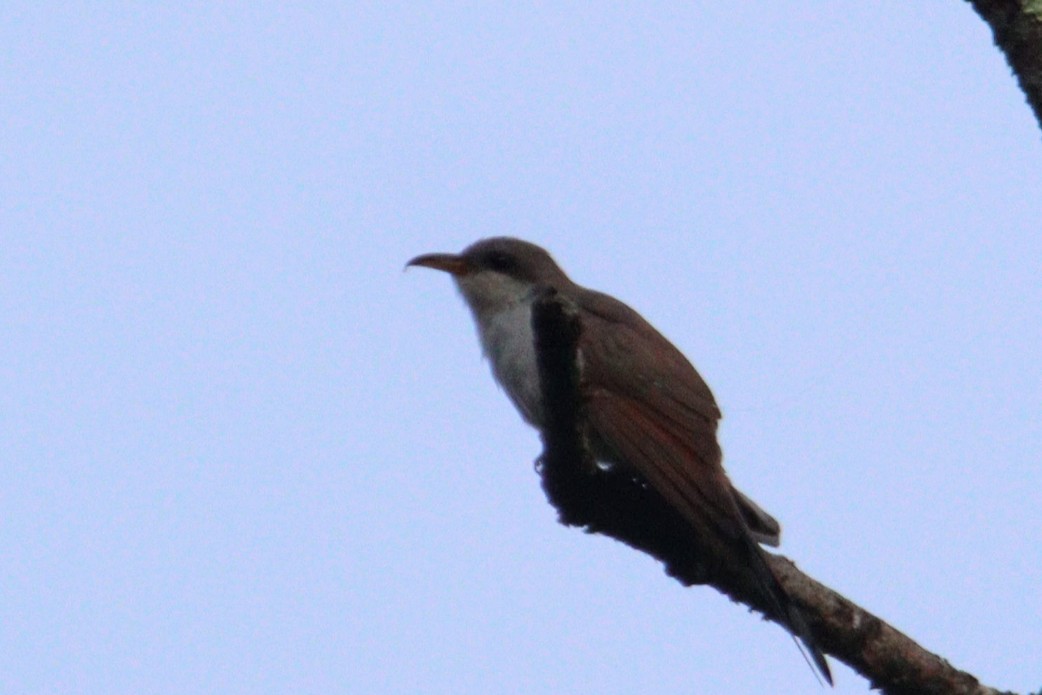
[475,301,544,426]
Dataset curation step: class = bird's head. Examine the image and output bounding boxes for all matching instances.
[408,237,571,316]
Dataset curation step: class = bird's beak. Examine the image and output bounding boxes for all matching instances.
[406,252,470,276]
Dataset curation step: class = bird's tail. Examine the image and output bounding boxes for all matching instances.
[783,591,833,686]
[745,539,833,686]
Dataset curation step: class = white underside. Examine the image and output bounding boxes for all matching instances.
[475,299,543,426]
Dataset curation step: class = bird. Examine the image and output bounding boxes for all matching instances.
[408,236,831,684]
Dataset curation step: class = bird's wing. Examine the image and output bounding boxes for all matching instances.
[573,289,831,684]
[575,289,751,554]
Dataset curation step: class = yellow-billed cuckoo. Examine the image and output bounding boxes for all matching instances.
[408,237,831,684]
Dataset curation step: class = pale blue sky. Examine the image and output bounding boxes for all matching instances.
[2,4,1040,694]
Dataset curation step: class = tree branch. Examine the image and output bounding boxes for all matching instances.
[530,288,1017,695]
[967,0,1042,133]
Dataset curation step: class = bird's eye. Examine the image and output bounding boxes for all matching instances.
[486,251,516,272]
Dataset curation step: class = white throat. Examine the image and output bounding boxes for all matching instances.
[456,274,544,426]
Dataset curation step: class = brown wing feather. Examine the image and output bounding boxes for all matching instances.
[576,289,747,549]
[575,288,832,685]
[584,391,746,554]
